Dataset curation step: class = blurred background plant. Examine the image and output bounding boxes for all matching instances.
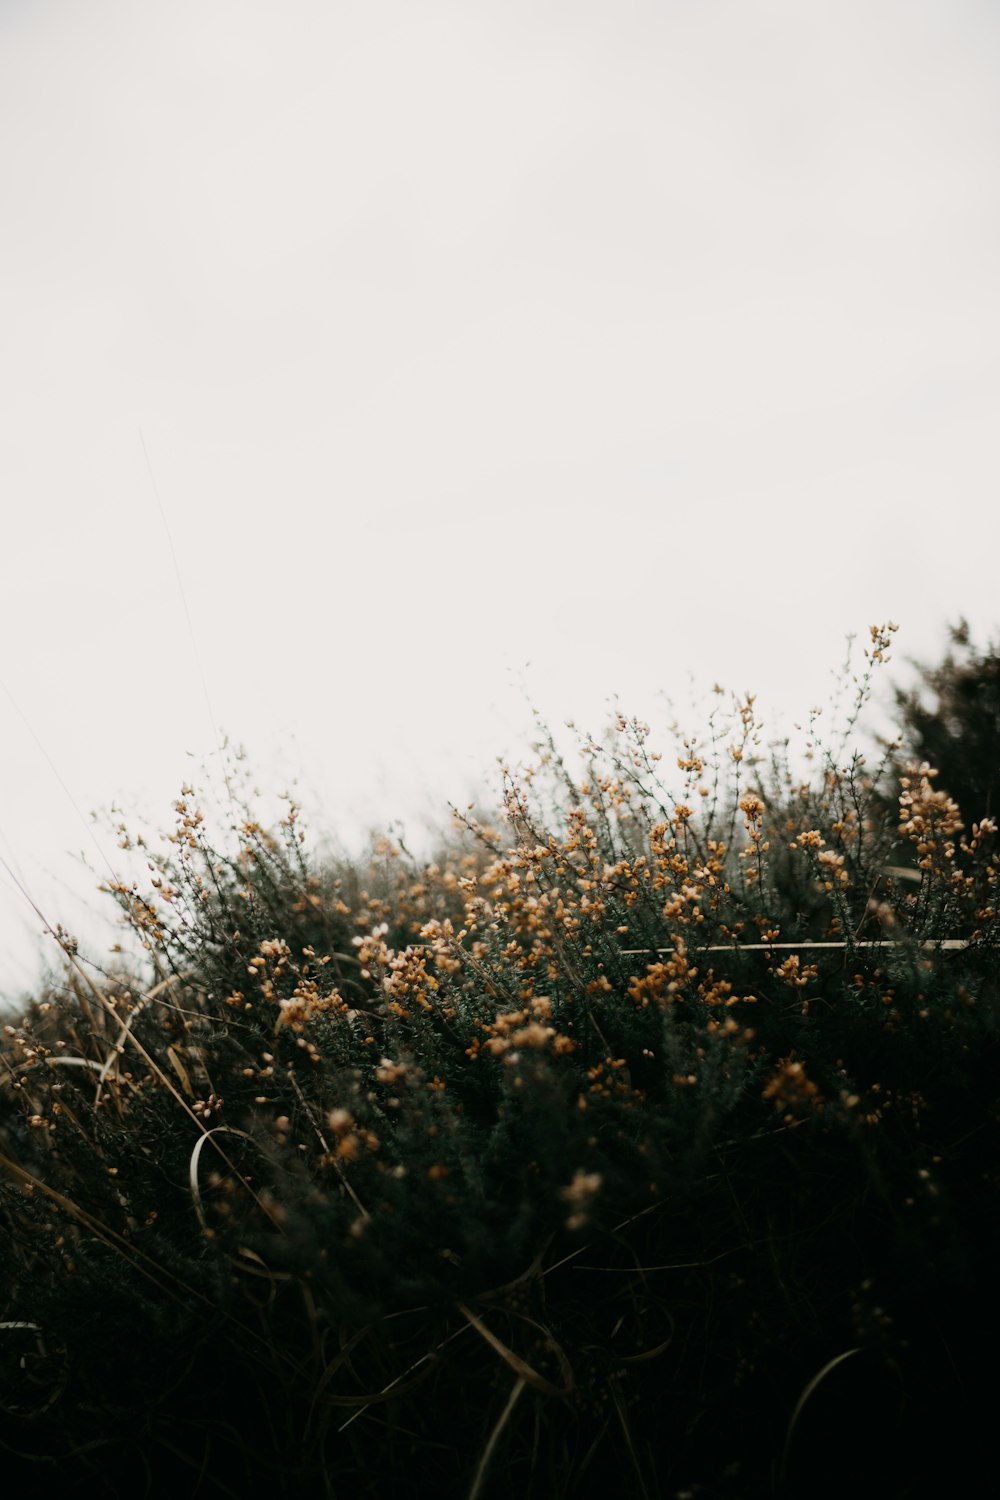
[888,618,1000,824]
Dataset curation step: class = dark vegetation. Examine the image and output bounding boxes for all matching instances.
[1,622,998,1497]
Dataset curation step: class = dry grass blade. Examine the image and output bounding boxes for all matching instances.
[315,1369,434,1410]
[166,1044,195,1098]
[609,1375,651,1500]
[457,1302,573,1399]
[499,1306,575,1394]
[466,1376,526,1500]
[303,1324,372,1436]
[232,1245,290,1287]
[777,1347,860,1491]
[337,1324,471,1433]
[42,1055,107,1074]
[187,1125,284,1241]
[617,1310,676,1365]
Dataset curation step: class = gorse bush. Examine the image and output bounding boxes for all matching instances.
[2,624,999,1497]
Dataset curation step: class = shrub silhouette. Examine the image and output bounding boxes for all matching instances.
[890,618,1000,824]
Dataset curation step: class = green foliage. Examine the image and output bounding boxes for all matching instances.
[1,625,999,1496]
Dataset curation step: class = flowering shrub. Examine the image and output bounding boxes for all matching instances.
[1,625,998,1497]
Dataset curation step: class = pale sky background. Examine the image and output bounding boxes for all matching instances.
[2,0,999,1002]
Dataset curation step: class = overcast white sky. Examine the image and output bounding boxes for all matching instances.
[2,0,999,1000]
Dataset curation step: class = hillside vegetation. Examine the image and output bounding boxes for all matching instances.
[2,623,998,1497]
